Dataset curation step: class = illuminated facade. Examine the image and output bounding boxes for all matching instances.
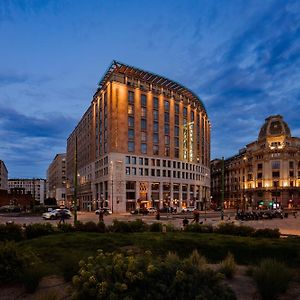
[67,61,210,212]
[211,115,300,209]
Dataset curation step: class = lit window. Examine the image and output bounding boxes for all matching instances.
[128,105,134,115]
[125,167,130,175]
[139,157,143,165]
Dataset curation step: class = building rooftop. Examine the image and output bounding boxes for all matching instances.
[96,60,206,112]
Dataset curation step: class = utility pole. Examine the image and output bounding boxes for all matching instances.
[221,157,224,220]
[73,136,78,225]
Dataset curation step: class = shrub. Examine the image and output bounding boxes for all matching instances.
[0,223,23,241]
[184,223,213,233]
[58,223,75,233]
[61,255,80,282]
[97,221,106,233]
[71,249,236,300]
[149,222,162,232]
[128,219,149,232]
[109,220,133,232]
[0,241,41,285]
[25,223,55,239]
[253,259,291,300]
[215,223,255,237]
[81,221,98,232]
[252,228,280,239]
[219,252,237,279]
[22,264,45,293]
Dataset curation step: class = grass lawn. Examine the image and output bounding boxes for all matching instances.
[18,232,300,277]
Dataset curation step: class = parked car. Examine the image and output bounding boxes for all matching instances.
[147,207,157,214]
[130,208,149,215]
[159,207,177,213]
[95,208,112,215]
[42,209,72,220]
[181,206,196,213]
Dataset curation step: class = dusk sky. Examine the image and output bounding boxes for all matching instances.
[1,0,300,178]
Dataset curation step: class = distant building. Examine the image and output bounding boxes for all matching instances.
[66,61,211,212]
[8,178,46,204]
[0,160,8,191]
[0,188,33,208]
[46,153,66,206]
[211,115,300,209]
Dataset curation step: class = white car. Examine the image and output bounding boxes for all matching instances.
[181,207,196,213]
[95,208,112,215]
[42,209,72,220]
[147,207,157,214]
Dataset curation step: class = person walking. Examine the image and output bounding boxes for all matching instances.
[59,209,66,225]
[99,209,104,222]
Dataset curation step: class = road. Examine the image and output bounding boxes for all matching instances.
[1,210,300,236]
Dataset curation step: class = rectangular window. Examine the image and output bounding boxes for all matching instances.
[175,115,179,125]
[125,167,130,175]
[165,135,170,145]
[289,161,294,169]
[272,161,280,169]
[141,131,147,142]
[157,169,160,177]
[128,91,134,103]
[174,126,179,137]
[144,158,149,166]
[125,156,130,164]
[145,168,149,176]
[153,133,159,144]
[128,104,134,115]
[257,172,262,179]
[164,100,169,111]
[257,163,263,170]
[132,167,136,175]
[153,145,159,155]
[141,143,147,154]
[132,157,136,164]
[128,142,135,152]
[128,129,134,140]
[164,112,169,123]
[153,97,159,109]
[156,159,161,166]
[151,169,155,176]
[141,107,147,118]
[183,107,187,116]
[165,147,170,156]
[139,168,143,176]
[290,171,294,177]
[190,111,194,121]
[163,160,166,167]
[175,103,179,114]
[141,119,147,130]
[174,137,179,147]
[153,110,158,121]
[272,171,280,178]
[139,157,143,165]
[128,116,134,127]
[141,94,147,106]
[153,122,159,132]
[164,124,170,135]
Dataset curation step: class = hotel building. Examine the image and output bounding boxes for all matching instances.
[211,115,300,209]
[66,61,210,212]
[46,153,67,206]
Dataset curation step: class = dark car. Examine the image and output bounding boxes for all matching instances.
[130,208,149,215]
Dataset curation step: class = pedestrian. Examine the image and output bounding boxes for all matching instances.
[192,210,200,223]
[99,209,104,222]
[156,210,160,220]
[183,217,189,229]
[59,209,66,225]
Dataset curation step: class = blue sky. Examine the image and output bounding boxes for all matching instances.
[1,0,300,178]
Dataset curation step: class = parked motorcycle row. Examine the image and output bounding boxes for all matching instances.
[235,209,284,221]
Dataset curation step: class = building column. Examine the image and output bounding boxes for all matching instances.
[159,182,163,209]
[136,180,140,208]
[147,181,152,205]
[170,182,174,207]
[187,183,190,205]
[193,184,197,208]
[179,183,183,210]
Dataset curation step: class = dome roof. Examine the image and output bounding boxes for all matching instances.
[258,115,291,140]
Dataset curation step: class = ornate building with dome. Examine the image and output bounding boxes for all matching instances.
[211,115,300,209]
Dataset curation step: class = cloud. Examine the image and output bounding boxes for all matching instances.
[0,106,77,177]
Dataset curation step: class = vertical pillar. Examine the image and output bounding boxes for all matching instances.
[170,182,174,207]
[136,180,140,208]
[159,182,163,209]
[147,181,152,205]
[179,183,183,210]
[187,183,190,205]
[193,184,197,208]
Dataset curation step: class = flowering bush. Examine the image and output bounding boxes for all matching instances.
[72,249,236,300]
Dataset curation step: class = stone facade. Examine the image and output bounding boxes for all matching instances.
[66,61,211,212]
[0,160,8,191]
[211,115,300,209]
